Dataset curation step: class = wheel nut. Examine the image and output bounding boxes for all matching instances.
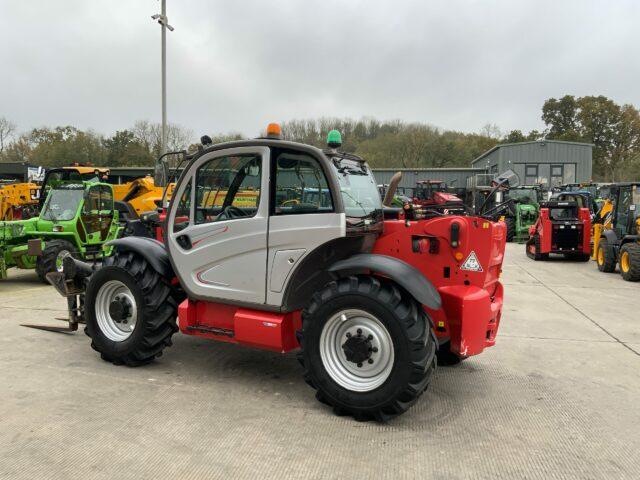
[372,347,378,353]
[367,334,373,340]
[368,359,374,364]
[346,332,351,338]
[357,362,363,368]
[357,328,362,335]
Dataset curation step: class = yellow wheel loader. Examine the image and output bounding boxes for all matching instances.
[591,196,615,261]
[0,181,40,220]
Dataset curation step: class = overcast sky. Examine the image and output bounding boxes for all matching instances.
[1,0,639,140]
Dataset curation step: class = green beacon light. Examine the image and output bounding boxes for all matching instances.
[327,130,342,149]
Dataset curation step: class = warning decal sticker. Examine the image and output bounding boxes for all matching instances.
[460,251,483,272]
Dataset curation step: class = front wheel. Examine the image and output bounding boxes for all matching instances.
[596,239,616,273]
[35,239,75,283]
[619,243,640,281]
[85,251,178,366]
[298,275,437,422]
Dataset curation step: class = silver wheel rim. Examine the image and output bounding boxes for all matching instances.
[95,280,138,342]
[319,309,394,392]
[56,250,71,272]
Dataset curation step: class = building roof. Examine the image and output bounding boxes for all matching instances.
[471,139,595,166]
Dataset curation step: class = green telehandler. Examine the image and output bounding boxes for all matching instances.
[504,185,542,243]
[0,181,121,282]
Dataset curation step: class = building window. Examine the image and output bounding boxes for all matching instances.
[550,164,564,187]
[525,165,538,185]
[563,164,576,184]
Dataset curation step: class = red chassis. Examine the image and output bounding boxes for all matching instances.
[177,215,506,361]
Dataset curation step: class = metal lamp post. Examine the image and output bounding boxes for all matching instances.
[152,0,174,155]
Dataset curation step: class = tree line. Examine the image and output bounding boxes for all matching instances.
[1,95,639,180]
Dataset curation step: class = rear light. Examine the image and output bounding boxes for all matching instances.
[450,222,460,248]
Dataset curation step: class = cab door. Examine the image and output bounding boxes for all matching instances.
[81,185,114,243]
[266,148,345,307]
[166,147,269,305]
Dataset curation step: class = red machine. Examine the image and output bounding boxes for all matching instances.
[526,200,591,261]
[412,180,460,205]
[48,127,507,421]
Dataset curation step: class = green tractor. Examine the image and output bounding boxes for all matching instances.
[504,185,542,243]
[0,181,121,282]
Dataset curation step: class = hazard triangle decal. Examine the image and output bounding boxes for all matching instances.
[460,251,483,272]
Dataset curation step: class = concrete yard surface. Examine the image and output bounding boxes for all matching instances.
[0,243,639,479]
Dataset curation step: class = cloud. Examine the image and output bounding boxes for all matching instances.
[0,0,638,140]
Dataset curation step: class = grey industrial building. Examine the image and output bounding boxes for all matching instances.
[471,140,594,188]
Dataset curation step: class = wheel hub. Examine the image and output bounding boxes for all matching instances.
[342,330,374,366]
[95,280,138,341]
[108,297,131,323]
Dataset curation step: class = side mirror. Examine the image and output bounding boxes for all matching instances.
[201,135,213,146]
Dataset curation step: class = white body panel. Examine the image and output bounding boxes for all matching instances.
[266,213,346,306]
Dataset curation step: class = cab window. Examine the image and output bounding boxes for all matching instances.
[194,154,262,224]
[273,151,333,215]
[172,178,192,233]
[83,185,113,214]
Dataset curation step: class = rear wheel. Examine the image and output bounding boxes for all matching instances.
[596,239,616,273]
[85,251,178,366]
[298,275,437,422]
[619,243,640,281]
[35,239,75,283]
[505,217,516,242]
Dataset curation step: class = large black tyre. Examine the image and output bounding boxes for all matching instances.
[435,340,464,366]
[619,243,640,282]
[85,251,178,367]
[35,239,76,283]
[505,217,516,242]
[596,238,616,273]
[297,275,437,422]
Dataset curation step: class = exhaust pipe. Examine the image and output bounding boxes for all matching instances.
[383,171,403,207]
[61,256,99,281]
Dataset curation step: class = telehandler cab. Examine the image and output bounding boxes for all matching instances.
[48,126,506,421]
[0,181,120,282]
[595,183,640,281]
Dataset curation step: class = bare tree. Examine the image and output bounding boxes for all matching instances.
[0,116,17,155]
[132,120,193,156]
[480,123,502,140]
